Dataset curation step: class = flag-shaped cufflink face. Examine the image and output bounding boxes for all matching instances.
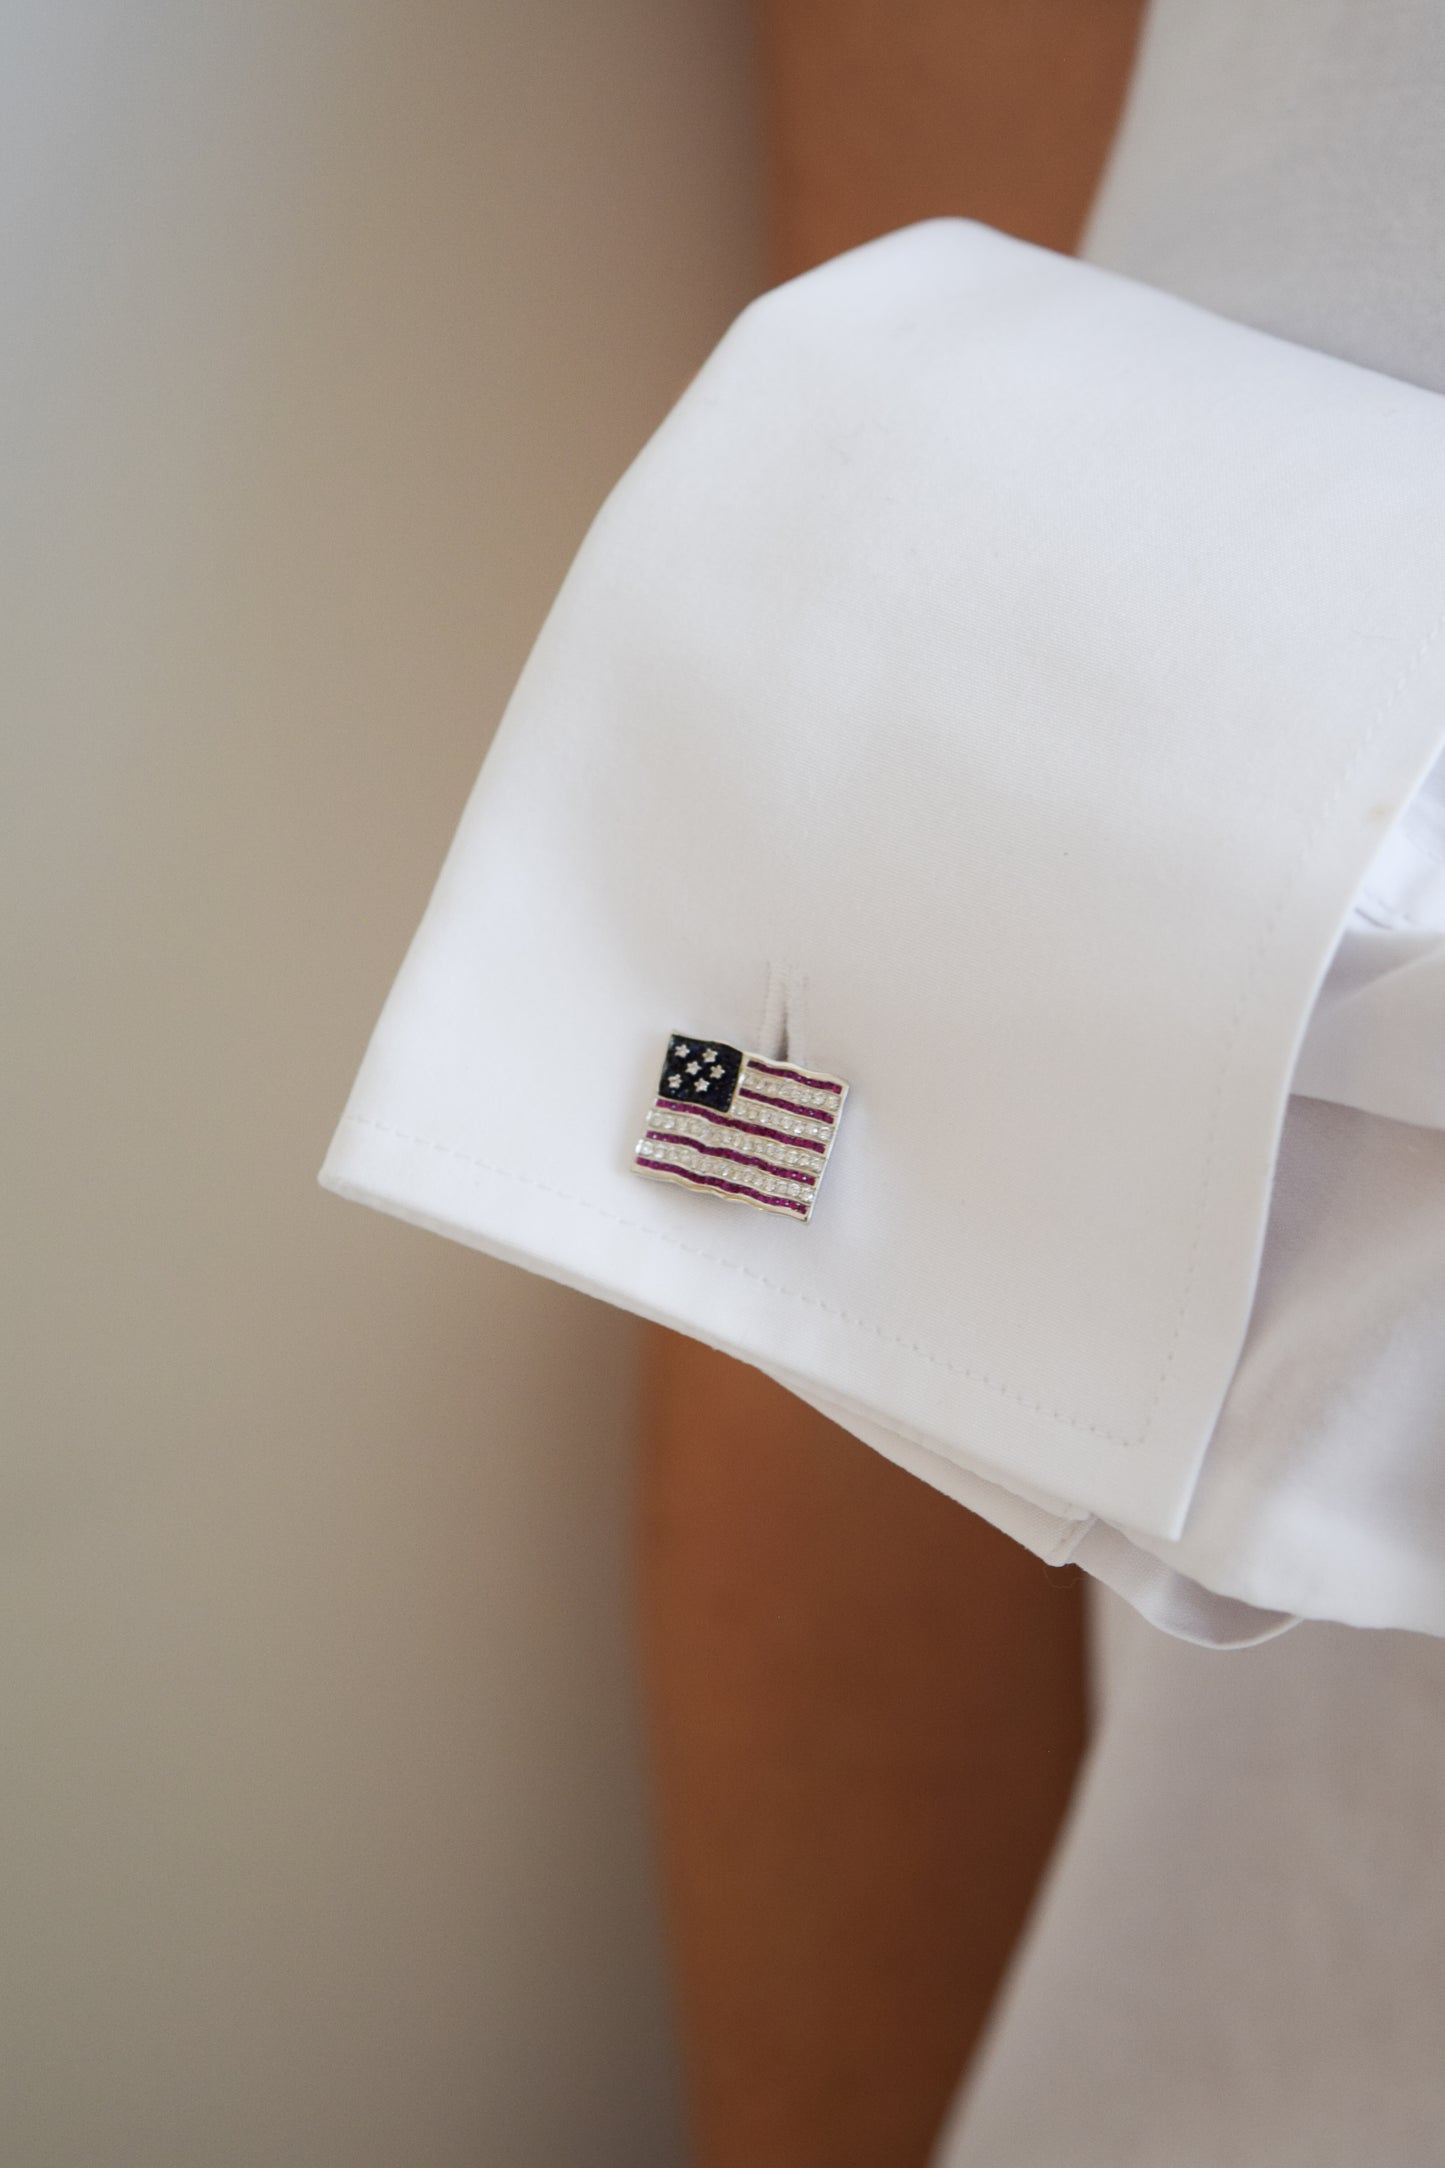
[633,1033,848,1222]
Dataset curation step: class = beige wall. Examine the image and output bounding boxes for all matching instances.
[0,3,758,2161]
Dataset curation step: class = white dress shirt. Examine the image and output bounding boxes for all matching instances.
[322,216,1445,1646]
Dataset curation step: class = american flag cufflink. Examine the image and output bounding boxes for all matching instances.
[633,1034,849,1222]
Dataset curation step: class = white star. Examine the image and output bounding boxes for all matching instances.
[686,1061,700,1074]
[667,1073,681,1088]
[693,1079,709,1093]
[709,1064,723,1078]
[675,1043,691,1057]
[702,1048,717,1062]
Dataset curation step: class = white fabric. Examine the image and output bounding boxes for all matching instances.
[1294,754,1445,1130]
[933,6,1445,2161]
[934,1594,1445,2168]
[1083,0,1445,393]
[767,747,1445,1643]
[770,754,1445,1646]
[321,216,1445,1641]
[802,1090,1445,1644]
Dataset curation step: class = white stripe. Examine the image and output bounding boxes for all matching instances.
[646,1109,825,1176]
[635,1137,816,1204]
[739,1065,843,1115]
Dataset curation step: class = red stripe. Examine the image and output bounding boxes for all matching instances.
[653,1098,826,1155]
[644,1129,817,1186]
[635,1155,809,1216]
[744,1058,844,1094]
[738,1087,834,1126]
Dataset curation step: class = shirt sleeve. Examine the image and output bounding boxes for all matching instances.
[320,219,1445,1643]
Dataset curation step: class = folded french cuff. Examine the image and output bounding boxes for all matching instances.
[321,221,1445,1561]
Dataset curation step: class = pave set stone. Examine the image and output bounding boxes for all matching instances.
[639,1137,814,1202]
[646,1108,821,1173]
[738,1070,839,1114]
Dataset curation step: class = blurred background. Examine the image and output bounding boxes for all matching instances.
[2,4,1141,2162]
[3,4,757,2162]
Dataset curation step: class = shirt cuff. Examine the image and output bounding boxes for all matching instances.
[321,220,1445,1640]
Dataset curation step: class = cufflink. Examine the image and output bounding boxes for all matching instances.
[633,1033,849,1221]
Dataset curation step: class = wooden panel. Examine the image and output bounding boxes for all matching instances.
[638,6,1144,2162]
[640,1342,1089,2168]
[757,0,1145,278]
